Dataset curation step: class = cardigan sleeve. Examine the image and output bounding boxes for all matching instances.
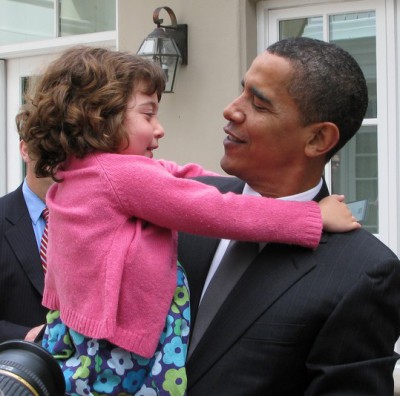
[100,155,322,249]
[157,159,221,178]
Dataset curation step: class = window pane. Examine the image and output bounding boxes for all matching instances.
[279,17,323,40]
[329,12,377,233]
[329,12,376,118]
[0,0,54,45]
[59,0,115,36]
[332,125,378,233]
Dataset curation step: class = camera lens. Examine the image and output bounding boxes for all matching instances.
[0,340,65,396]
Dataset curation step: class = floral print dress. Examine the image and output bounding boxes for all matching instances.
[42,264,190,396]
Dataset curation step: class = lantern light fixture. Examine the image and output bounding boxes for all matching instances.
[137,6,188,93]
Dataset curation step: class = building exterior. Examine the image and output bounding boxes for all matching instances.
[0,0,399,390]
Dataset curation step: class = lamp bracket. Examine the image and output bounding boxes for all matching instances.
[152,6,188,65]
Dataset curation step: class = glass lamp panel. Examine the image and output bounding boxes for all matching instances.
[138,34,181,93]
[138,38,156,55]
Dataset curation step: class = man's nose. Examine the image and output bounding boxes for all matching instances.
[223,96,245,123]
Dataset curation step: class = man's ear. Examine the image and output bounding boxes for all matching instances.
[19,140,30,163]
[305,122,339,158]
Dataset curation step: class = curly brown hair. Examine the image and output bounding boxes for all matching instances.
[17,46,166,180]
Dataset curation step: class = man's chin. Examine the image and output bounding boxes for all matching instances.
[220,156,236,176]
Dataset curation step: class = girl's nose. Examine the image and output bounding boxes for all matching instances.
[155,121,165,138]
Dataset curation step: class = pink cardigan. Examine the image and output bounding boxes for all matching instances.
[42,152,322,358]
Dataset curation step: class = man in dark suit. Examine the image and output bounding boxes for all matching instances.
[0,139,53,342]
[178,37,400,395]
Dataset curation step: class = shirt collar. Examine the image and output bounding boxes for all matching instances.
[243,178,323,202]
[22,178,46,225]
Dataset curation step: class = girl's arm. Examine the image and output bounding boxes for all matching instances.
[157,159,220,178]
[157,160,359,234]
[106,156,358,249]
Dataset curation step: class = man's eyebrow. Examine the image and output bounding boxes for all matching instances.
[251,87,272,105]
[241,79,272,105]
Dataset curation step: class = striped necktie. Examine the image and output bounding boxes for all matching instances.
[40,208,49,274]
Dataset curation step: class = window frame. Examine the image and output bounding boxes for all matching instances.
[256,0,399,254]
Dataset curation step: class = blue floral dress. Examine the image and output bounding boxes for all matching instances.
[42,264,190,396]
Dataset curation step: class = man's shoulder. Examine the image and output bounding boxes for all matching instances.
[0,185,26,224]
[324,227,399,262]
[0,185,24,208]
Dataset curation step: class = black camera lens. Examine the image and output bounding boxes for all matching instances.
[0,340,65,396]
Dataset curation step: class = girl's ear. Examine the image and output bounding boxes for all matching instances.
[305,122,339,158]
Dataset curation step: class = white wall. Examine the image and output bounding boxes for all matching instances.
[118,0,257,173]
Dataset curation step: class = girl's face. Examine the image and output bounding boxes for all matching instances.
[120,89,165,158]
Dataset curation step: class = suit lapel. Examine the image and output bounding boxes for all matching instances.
[183,235,220,321]
[4,187,44,295]
[187,240,318,386]
[185,177,329,385]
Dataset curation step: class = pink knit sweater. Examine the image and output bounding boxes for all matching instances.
[42,152,322,358]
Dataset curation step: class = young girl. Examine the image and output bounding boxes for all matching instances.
[19,46,358,396]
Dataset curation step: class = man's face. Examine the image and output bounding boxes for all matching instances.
[221,52,314,196]
[20,140,54,200]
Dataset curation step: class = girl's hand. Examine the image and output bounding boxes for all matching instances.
[319,194,361,232]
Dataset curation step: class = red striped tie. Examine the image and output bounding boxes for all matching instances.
[40,208,49,274]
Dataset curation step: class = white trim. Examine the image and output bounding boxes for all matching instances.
[0,30,116,59]
[395,358,400,396]
[6,56,24,193]
[54,0,60,38]
[116,0,120,50]
[0,60,5,196]
[257,0,377,51]
[395,0,400,256]
[379,0,398,251]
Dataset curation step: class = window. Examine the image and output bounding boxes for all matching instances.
[258,0,397,247]
[0,0,116,45]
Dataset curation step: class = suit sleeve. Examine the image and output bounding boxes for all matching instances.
[0,321,31,342]
[305,256,400,395]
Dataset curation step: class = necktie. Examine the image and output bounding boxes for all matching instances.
[40,208,49,274]
[188,240,259,359]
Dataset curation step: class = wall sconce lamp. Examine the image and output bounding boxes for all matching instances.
[137,6,188,93]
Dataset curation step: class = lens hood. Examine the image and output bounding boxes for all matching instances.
[0,340,65,396]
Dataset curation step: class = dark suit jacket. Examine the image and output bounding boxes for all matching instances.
[0,184,47,342]
[178,176,400,395]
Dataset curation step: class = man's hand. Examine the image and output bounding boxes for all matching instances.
[25,324,45,342]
